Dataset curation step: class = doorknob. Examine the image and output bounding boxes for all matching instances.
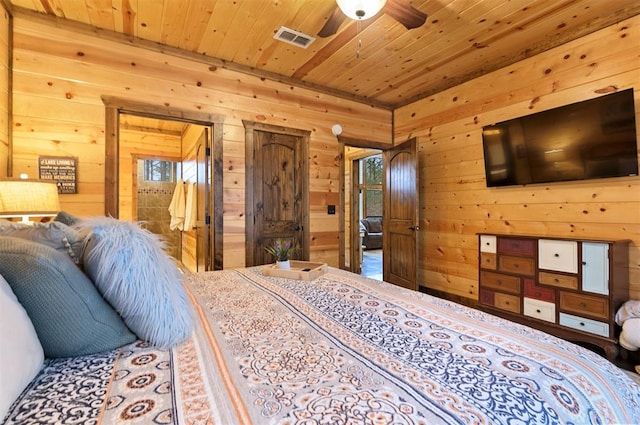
[408,226,420,231]
[293,224,302,231]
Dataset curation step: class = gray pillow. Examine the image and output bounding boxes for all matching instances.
[0,221,89,265]
[53,211,80,226]
[0,236,137,358]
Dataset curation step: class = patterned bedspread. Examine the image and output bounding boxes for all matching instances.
[4,266,640,424]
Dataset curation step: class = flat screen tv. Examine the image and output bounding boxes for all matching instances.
[482,88,638,187]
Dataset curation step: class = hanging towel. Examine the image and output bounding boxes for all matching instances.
[184,182,197,231]
[168,179,185,231]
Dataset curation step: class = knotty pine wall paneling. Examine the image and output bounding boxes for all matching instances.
[9,11,392,269]
[395,16,640,301]
[0,2,8,176]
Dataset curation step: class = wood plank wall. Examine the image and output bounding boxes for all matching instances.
[9,11,392,269]
[395,16,640,301]
[0,3,8,177]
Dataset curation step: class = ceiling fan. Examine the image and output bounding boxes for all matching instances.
[318,0,428,38]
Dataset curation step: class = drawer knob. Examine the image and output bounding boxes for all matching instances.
[582,261,587,266]
[536,309,541,313]
[580,322,585,327]
[535,292,541,297]
[554,278,559,283]
[554,253,560,258]
[579,302,587,309]
[514,264,519,268]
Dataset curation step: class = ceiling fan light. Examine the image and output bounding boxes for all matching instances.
[336,0,387,21]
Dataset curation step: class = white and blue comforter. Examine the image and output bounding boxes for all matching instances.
[5,266,639,424]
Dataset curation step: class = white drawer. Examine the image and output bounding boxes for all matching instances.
[523,298,555,323]
[538,239,577,273]
[480,235,497,253]
[559,312,609,337]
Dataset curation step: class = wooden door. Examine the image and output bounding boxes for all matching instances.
[195,129,210,272]
[245,122,310,266]
[383,138,419,290]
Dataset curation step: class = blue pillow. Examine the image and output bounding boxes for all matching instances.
[0,237,137,358]
[78,217,193,347]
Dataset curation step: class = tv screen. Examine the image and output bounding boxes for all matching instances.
[482,88,638,187]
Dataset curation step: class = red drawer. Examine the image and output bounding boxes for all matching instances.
[479,289,495,306]
[498,238,535,256]
[524,278,556,303]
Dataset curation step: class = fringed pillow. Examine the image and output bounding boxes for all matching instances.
[77,217,193,348]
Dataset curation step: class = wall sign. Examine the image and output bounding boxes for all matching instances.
[38,156,78,194]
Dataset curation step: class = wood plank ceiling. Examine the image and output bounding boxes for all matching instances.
[8,0,640,109]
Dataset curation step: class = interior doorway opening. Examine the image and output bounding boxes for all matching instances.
[343,145,383,280]
[106,104,223,273]
[358,153,383,280]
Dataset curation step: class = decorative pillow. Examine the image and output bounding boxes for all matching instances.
[0,221,88,265]
[53,210,80,226]
[0,237,137,358]
[0,274,44,420]
[78,217,193,347]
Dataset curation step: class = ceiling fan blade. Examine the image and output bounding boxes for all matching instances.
[384,0,427,30]
[318,6,347,38]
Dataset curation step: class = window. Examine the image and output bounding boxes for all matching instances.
[360,154,382,217]
[143,160,180,182]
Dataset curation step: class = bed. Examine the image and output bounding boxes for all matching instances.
[3,264,639,424]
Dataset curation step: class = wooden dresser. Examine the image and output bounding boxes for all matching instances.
[478,234,629,361]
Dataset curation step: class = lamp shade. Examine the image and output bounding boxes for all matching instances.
[336,0,387,20]
[0,179,61,219]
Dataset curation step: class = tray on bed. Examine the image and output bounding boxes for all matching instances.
[262,260,327,280]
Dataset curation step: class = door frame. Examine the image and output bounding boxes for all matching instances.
[102,96,225,270]
[243,120,310,266]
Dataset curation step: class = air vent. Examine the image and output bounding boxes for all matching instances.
[274,26,315,48]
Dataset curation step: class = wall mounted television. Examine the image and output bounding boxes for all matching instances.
[482,88,638,187]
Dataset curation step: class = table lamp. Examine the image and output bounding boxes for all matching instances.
[0,179,61,223]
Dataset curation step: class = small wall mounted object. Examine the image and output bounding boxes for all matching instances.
[38,156,78,194]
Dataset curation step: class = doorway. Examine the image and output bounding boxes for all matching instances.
[341,138,418,290]
[358,153,383,280]
[103,97,225,272]
[343,146,383,279]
